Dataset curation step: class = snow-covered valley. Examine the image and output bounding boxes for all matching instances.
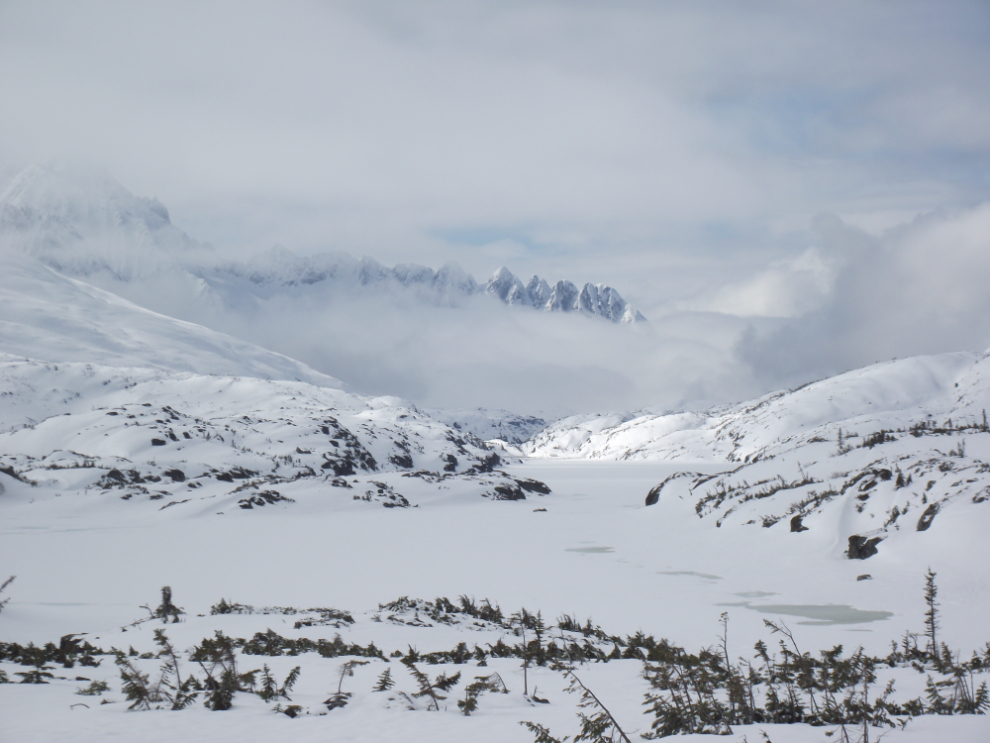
[1,166,989,742]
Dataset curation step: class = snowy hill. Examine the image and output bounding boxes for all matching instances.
[0,163,206,279]
[423,407,549,446]
[524,350,990,561]
[0,357,549,519]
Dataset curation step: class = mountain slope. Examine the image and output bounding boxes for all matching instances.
[523,353,978,462]
[0,163,205,279]
[0,355,551,520]
[523,350,990,560]
[0,252,344,387]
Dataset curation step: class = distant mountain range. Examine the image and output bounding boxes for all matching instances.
[0,163,646,324]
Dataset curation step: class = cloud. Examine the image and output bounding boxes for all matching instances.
[170,279,760,416]
[0,0,987,285]
[683,248,837,318]
[738,202,990,385]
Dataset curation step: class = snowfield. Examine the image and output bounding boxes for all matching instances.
[3,353,990,740]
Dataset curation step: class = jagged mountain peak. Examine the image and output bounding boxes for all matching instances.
[484,266,646,323]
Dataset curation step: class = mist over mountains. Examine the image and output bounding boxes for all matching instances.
[5,162,989,420]
[0,164,700,415]
[0,164,644,320]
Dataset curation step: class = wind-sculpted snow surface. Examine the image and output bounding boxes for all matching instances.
[525,351,990,560]
[0,358,548,516]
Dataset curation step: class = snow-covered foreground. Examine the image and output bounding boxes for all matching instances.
[2,454,989,741]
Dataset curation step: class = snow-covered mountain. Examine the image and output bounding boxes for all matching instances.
[0,163,206,279]
[0,164,645,323]
[203,245,481,305]
[522,350,990,561]
[0,252,341,387]
[485,266,645,323]
[424,407,549,446]
[0,356,552,518]
[0,165,662,412]
[0,250,549,513]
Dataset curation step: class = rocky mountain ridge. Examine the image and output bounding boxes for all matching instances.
[0,164,645,323]
[485,266,645,323]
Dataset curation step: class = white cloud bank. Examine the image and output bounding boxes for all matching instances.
[739,202,990,386]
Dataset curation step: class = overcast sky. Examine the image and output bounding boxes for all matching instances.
[2,1,990,411]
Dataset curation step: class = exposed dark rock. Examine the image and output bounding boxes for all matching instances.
[514,478,551,495]
[492,483,525,500]
[293,609,354,629]
[151,438,166,447]
[857,574,872,581]
[790,514,809,532]
[400,470,441,482]
[847,534,883,559]
[645,484,663,506]
[0,464,28,482]
[104,469,127,485]
[237,490,294,509]
[322,457,355,477]
[917,502,939,531]
[164,469,185,482]
[215,467,256,482]
[159,499,190,510]
[388,453,413,469]
[96,468,147,489]
[442,454,458,472]
[469,452,502,474]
